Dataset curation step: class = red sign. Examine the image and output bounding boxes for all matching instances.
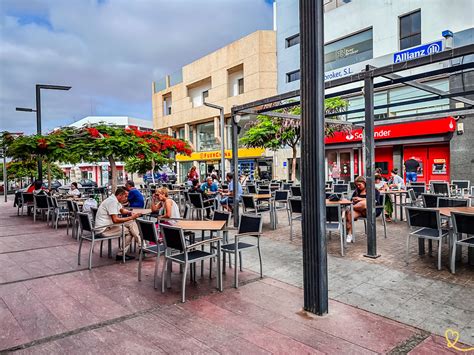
[325,117,455,144]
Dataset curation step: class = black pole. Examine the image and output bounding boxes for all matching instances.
[300,0,328,315]
[35,84,42,179]
[363,66,379,258]
[231,110,239,227]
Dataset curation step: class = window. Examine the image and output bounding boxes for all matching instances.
[189,126,194,145]
[187,77,211,107]
[178,127,185,140]
[325,28,373,71]
[162,94,172,116]
[286,34,300,48]
[399,10,421,50]
[202,90,209,102]
[197,122,219,151]
[286,70,300,83]
[238,78,244,95]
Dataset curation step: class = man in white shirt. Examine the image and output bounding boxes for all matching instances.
[95,187,142,260]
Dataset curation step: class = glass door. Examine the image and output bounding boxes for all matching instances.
[325,150,354,183]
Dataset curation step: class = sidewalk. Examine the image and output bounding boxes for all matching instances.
[0,197,471,353]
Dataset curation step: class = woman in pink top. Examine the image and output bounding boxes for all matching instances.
[331,162,341,183]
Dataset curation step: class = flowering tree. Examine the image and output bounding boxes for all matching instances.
[240,97,349,181]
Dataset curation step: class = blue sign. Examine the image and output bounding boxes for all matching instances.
[283,161,287,167]
[393,41,443,63]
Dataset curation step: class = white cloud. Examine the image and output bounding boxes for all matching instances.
[0,0,273,134]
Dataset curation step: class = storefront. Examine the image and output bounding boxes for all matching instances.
[325,117,455,183]
[176,147,266,183]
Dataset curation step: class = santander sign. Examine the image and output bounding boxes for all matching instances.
[326,117,455,144]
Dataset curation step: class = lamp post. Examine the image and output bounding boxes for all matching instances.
[0,148,6,202]
[16,84,71,179]
[203,102,226,181]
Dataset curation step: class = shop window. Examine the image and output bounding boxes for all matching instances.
[286,34,300,48]
[179,162,193,183]
[197,122,219,151]
[286,70,300,83]
[399,10,421,50]
[228,64,244,97]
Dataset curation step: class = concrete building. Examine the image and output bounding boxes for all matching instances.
[152,30,277,183]
[274,0,474,183]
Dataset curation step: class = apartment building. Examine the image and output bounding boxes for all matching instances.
[152,30,277,182]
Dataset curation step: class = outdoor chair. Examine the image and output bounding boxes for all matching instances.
[66,200,80,238]
[33,194,49,223]
[359,194,387,239]
[451,180,470,197]
[336,180,345,184]
[51,197,70,230]
[221,214,263,288]
[257,188,270,195]
[333,184,349,195]
[160,224,221,303]
[290,185,301,197]
[209,210,231,276]
[273,190,290,226]
[437,197,470,208]
[188,193,213,220]
[410,185,426,198]
[401,189,421,208]
[288,197,302,240]
[431,182,450,196]
[282,183,292,191]
[246,185,257,194]
[45,196,55,227]
[77,212,125,270]
[18,192,34,216]
[405,207,449,270]
[326,205,345,256]
[241,194,273,226]
[270,183,280,191]
[450,212,474,274]
[421,193,444,208]
[136,218,163,287]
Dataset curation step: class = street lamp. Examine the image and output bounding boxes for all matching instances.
[16,84,71,179]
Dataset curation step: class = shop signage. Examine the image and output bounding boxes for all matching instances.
[393,41,443,63]
[325,117,455,144]
[176,147,265,162]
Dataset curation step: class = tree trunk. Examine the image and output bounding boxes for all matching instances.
[109,156,117,192]
[291,145,297,182]
[47,162,52,191]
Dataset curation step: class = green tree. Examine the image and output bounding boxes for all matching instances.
[240,97,349,181]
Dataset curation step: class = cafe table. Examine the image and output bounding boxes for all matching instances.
[126,208,152,215]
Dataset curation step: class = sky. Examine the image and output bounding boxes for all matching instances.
[0,0,273,134]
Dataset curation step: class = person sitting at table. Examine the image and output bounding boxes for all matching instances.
[189,179,213,218]
[26,180,47,194]
[201,176,218,195]
[219,172,243,212]
[151,187,180,221]
[345,176,382,243]
[388,168,406,190]
[68,182,81,197]
[95,187,142,261]
[124,180,144,208]
[375,174,392,222]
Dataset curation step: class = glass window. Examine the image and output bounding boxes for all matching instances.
[286,70,300,83]
[238,78,244,95]
[197,122,219,151]
[400,10,421,50]
[178,127,185,140]
[286,34,300,48]
[324,28,373,71]
[163,94,172,116]
[189,126,194,146]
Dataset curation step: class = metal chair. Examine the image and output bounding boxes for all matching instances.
[288,198,302,240]
[451,180,470,196]
[450,212,474,274]
[410,185,426,198]
[290,185,301,197]
[241,194,273,226]
[160,224,221,302]
[421,193,444,208]
[437,197,470,207]
[136,218,163,287]
[333,184,349,195]
[18,192,34,216]
[431,182,450,196]
[246,185,257,194]
[405,207,449,270]
[221,214,263,288]
[33,194,49,223]
[188,193,213,220]
[273,190,290,226]
[326,205,345,256]
[51,197,70,229]
[77,212,125,270]
[359,194,387,239]
[66,200,80,238]
[282,183,292,191]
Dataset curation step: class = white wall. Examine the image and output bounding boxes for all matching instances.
[188,82,211,107]
[228,70,244,97]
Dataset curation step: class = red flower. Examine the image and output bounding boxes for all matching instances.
[86,127,100,138]
[136,153,145,159]
[37,138,48,149]
[59,143,65,148]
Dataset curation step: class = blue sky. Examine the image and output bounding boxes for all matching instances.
[0,0,273,134]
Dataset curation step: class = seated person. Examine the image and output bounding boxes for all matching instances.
[345,176,382,243]
[189,179,213,218]
[151,187,180,221]
[389,168,406,190]
[95,187,142,261]
[124,180,145,208]
[375,174,392,222]
[68,182,81,197]
[26,180,47,194]
[201,176,218,196]
[219,172,243,212]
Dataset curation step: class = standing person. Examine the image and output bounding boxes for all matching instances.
[389,169,406,190]
[404,157,420,183]
[219,172,243,212]
[124,180,144,208]
[94,187,142,261]
[68,182,81,197]
[187,166,199,185]
[331,162,341,183]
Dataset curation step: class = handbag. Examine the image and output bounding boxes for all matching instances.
[328,193,341,202]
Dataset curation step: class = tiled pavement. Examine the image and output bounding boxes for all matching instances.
[0,197,472,353]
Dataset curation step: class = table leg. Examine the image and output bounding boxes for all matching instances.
[418,239,425,255]
[399,193,404,221]
[469,247,474,266]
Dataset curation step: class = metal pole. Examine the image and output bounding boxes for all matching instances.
[231,110,239,228]
[3,151,7,202]
[220,109,226,180]
[300,0,328,315]
[35,85,43,179]
[363,65,379,258]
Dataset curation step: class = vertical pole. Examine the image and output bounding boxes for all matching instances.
[3,151,7,202]
[220,109,226,181]
[363,65,379,258]
[35,85,43,179]
[231,110,239,227]
[300,0,328,315]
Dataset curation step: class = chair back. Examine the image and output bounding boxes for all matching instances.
[238,214,263,234]
[34,194,48,209]
[242,195,256,210]
[431,182,450,196]
[136,218,159,244]
[408,189,417,204]
[52,197,60,209]
[66,200,75,212]
[212,210,230,225]
[408,182,425,186]
[333,184,349,194]
[336,180,345,184]
[290,186,302,197]
[257,188,270,195]
[451,180,470,190]
[21,192,34,204]
[188,193,204,208]
[411,185,426,197]
[161,224,185,252]
[274,190,289,202]
[259,184,269,190]
[349,182,356,191]
[289,198,302,214]
[46,196,54,209]
[437,198,470,207]
[90,207,98,221]
[247,185,257,194]
[282,183,292,191]
[326,205,341,223]
[326,181,333,188]
[77,212,93,232]
[452,212,474,235]
[406,207,439,230]
[270,183,280,191]
[422,193,444,208]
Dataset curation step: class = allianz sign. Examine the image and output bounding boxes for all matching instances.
[393,41,443,63]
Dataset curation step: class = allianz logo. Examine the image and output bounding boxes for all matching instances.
[394,42,442,63]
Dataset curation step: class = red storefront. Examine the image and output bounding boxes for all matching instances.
[325,117,455,183]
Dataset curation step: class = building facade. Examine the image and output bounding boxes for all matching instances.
[274,0,474,183]
[152,31,277,183]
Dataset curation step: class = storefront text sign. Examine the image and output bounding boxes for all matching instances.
[176,147,265,162]
[393,41,443,63]
[325,117,455,144]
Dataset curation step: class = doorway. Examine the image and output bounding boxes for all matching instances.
[325,149,354,182]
